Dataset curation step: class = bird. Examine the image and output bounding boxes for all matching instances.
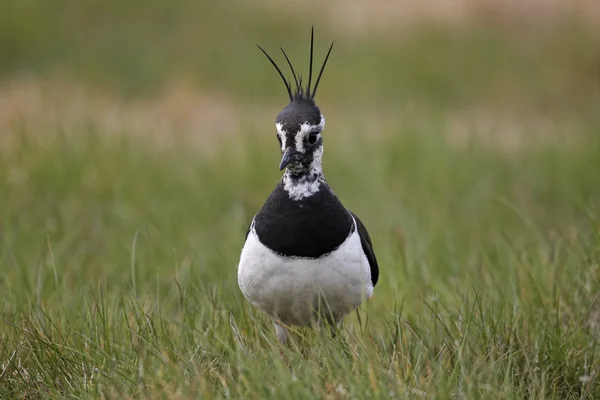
[237,27,379,345]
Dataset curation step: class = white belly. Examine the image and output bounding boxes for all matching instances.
[237,225,373,327]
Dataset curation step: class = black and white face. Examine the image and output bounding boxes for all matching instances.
[275,100,325,174]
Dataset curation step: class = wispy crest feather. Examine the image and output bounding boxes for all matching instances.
[257,26,334,102]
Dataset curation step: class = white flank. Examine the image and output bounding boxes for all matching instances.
[237,217,373,327]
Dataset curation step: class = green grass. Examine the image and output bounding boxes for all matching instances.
[2,1,600,397]
[1,119,599,398]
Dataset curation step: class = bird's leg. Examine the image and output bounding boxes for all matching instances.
[274,321,292,367]
[315,315,339,340]
[330,319,342,339]
[274,321,288,345]
[327,317,343,340]
[314,295,339,339]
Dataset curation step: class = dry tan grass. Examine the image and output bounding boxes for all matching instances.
[325,104,587,153]
[0,78,588,156]
[261,0,600,35]
[1,2,595,155]
[0,79,239,154]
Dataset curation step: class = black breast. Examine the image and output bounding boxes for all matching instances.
[254,181,353,258]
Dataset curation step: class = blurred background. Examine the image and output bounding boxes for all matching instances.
[2,0,600,397]
[2,0,599,138]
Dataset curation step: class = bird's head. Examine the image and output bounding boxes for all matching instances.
[258,27,334,176]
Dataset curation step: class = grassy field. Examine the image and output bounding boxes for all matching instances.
[2,1,600,398]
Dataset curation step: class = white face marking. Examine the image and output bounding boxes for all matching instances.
[282,142,325,201]
[275,115,326,153]
[275,122,286,151]
[310,145,324,167]
[238,216,373,327]
[295,115,325,154]
[276,115,327,201]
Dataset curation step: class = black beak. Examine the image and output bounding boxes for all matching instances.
[279,147,298,170]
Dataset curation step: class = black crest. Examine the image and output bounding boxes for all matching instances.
[257,26,334,102]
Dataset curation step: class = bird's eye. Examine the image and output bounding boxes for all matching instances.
[307,132,318,145]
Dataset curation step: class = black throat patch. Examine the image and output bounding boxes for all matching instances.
[253,180,354,258]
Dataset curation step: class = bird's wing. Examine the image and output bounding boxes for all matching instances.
[244,217,255,240]
[350,211,379,286]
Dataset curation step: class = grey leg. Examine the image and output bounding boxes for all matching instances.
[274,322,291,366]
[274,321,288,345]
[315,317,340,339]
[329,318,343,339]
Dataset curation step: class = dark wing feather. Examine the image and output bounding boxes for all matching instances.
[350,212,379,286]
[244,218,254,240]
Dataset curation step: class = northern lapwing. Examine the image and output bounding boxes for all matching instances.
[238,27,379,344]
